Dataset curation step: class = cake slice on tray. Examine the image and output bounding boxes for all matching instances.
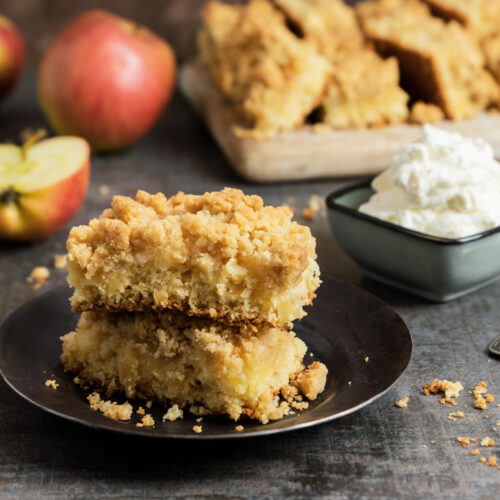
[357,0,499,120]
[197,0,332,138]
[276,0,409,129]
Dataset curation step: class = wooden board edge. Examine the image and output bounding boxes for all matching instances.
[179,60,500,182]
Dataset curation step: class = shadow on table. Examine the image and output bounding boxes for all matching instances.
[1,379,396,496]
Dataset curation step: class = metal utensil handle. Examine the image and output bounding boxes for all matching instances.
[488,335,500,356]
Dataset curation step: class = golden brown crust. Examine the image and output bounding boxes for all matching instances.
[71,290,316,329]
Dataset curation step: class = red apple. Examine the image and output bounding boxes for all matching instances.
[0,135,90,242]
[0,15,25,99]
[37,10,176,151]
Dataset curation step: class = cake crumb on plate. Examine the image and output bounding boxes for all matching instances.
[44,379,58,390]
[87,392,132,421]
[136,414,154,427]
[162,404,183,422]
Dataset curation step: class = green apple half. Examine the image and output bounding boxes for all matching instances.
[0,136,90,241]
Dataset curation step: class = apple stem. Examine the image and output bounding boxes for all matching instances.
[21,128,47,160]
[0,187,19,205]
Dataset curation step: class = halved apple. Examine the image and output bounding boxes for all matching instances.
[0,136,90,242]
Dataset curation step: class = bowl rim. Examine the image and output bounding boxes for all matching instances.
[326,179,500,246]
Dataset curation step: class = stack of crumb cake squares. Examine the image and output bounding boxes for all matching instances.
[61,188,328,423]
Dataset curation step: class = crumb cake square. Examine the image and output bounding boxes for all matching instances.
[321,49,409,129]
[66,188,320,327]
[197,0,331,137]
[61,311,328,423]
[276,0,408,129]
[357,0,499,120]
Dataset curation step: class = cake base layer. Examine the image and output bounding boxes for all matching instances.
[61,311,327,423]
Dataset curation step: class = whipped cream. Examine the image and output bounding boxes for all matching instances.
[359,125,500,238]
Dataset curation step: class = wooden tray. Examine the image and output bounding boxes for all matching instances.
[179,61,500,182]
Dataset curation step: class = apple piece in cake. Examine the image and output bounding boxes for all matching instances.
[60,311,328,423]
[197,0,332,137]
[357,0,499,120]
[66,188,320,327]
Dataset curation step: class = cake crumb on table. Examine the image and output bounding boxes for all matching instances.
[136,407,145,415]
[457,437,471,448]
[395,397,409,408]
[480,437,494,447]
[235,425,244,432]
[27,266,50,291]
[487,456,497,467]
[475,399,487,410]
[44,379,58,390]
[162,404,183,422]
[302,208,316,220]
[99,184,110,195]
[480,457,486,463]
[196,417,203,423]
[146,401,153,408]
[301,194,323,221]
[471,449,480,456]
[136,414,154,427]
[193,425,202,434]
[53,254,68,269]
[364,356,369,363]
[423,379,463,402]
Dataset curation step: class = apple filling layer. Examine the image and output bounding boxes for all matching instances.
[61,311,328,422]
[66,188,320,327]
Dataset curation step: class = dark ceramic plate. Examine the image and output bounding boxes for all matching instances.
[0,279,412,439]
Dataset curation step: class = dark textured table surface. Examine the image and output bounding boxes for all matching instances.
[1,2,500,498]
